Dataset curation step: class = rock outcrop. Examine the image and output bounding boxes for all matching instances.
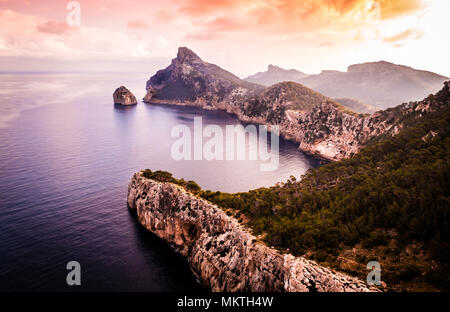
[143,86,157,103]
[127,172,376,292]
[144,47,263,110]
[113,86,137,106]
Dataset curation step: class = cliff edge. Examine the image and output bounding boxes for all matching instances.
[127,172,376,292]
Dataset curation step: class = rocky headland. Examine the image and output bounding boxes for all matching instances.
[143,47,444,161]
[127,172,376,292]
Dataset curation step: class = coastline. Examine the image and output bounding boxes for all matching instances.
[127,172,377,292]
[144,99,335,163]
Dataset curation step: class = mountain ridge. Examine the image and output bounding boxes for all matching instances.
[143,47,447,161]
[244,64,308,86]
[299,60,448,109]
[243,59,448,109]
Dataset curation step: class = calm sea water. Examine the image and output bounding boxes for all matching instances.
[0,72,320,291]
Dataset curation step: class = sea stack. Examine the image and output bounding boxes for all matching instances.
[113,86,137,106]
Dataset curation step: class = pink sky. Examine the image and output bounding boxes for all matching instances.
[0,0,449,77]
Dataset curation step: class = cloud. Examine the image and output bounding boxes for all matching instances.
[206,16,244,31]
[0,10,167,59]
[127,20,149,29]
[37,21,72,35]
[379,0,424,19]
[383,28,424,43]
[184,31,220,41]
[173,0,426,40]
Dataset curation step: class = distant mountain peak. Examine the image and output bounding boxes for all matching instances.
[146,46,261,103]
[347,60,402,72]
[268,64,283,71]
[245,65,308,86]
[176,47,202,63]
[300,61,448,109]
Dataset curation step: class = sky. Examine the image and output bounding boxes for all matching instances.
[0,0,449,77]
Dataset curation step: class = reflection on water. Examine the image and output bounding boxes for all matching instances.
[0,73,320,291]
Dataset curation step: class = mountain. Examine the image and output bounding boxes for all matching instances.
[144,47,445,161]
[244,64,308,86]
[238,81,338,123]
[145,47,263,109]
[299,61,448,109]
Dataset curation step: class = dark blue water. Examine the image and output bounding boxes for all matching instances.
[0,73,320,291]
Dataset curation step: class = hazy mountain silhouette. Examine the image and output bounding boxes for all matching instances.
[244,65,308,86]
[299,61,448,109]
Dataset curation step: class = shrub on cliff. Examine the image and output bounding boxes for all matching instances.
[141,169,201,193]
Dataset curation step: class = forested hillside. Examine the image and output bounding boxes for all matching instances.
[143,82,450,291]
[201,82,450,290]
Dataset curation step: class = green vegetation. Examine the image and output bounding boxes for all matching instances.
[141,169,201,193]
[142,83,450,291]
[241,81,362,123]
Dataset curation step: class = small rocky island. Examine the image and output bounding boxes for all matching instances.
[113,86,137,106]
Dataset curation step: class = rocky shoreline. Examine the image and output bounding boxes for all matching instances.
[144,97,397,161]
[127,172,376,292]
[142,47,408,161]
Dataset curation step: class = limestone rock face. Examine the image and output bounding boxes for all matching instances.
[113,86,137,105]
[143,86,157,103]
[146,47,263,109]
[127,172,377,292]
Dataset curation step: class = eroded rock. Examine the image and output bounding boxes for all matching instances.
[113,86,137,106]
[127,172,377,292]
[143,86,157,103]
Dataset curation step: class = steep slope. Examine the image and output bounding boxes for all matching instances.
[130,83,449,291]
[237,81,340,123]
[128,171,375,292]
[244,64,308,86]
[145,47,263,109]
[300,61,448,109]
[200,82,450,291]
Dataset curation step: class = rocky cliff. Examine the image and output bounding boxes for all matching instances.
[144,47,446,161]
[144,47,263,110]
[127,172,375,292]
[113,86,137,105]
